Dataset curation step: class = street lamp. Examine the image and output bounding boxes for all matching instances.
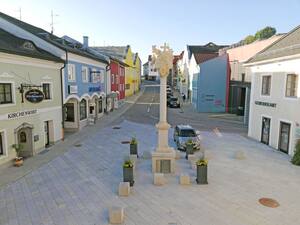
[151,43,176,174]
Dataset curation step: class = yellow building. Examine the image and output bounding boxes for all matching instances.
[90,45,141,97]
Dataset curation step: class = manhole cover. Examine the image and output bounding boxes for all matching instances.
[74,143,82,147]
[259,198,279,208]
[121,141,130,144]
[113,126,121,129]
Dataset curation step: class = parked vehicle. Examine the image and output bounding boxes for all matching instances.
[168,97,180,108]
[173,125,200,151]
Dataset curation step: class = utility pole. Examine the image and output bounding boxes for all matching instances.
[18,8,22,20]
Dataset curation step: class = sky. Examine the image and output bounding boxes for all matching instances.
[1,0,300,63]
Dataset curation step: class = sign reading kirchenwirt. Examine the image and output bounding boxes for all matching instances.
[7,109,38,120]
[25,89,44,103]
[255,101,277,108]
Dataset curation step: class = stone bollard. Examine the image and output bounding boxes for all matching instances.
[118,182,130,197]
[109,206,124,224]
[153,173,165,186]
[179,174,190,185]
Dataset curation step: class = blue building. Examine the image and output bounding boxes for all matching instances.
[192,54,230,113]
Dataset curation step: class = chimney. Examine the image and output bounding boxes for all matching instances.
[83,36,89,49]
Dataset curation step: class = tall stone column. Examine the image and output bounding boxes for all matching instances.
[151,43,176,174]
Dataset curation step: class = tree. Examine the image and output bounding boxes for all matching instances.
[243,35,256,44]
[291,140,300,166]
[255,26,276,40]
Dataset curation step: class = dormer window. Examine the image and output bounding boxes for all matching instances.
[22,41,35,51]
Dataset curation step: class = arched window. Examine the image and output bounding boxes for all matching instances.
[80,99,87,120]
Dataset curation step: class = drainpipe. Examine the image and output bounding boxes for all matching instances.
[105,64,110,114]
[60,50,68,141]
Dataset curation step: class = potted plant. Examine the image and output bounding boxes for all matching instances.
[130,137,138,157]
[291,139,300,166]
[196,159,208,184]
[12,144,23,167]
[123,160,134,186]
[185,139,194,159]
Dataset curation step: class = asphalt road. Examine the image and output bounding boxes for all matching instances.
[119,80,248,135]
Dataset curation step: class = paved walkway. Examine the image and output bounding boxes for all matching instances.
[0,89,144,188]
[0,120,299,225]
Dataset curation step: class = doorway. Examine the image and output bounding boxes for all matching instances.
[237,87,246,116]
[44,121,50,147]
[279,122,291,154]
[261,117,271,145]
[17,127,33,157]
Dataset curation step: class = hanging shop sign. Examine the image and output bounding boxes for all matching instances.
[25,89,44,103]
[255,101,276,108]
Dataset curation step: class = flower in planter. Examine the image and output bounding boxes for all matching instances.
[130,137,138,145]
[12,144,23,158]
[196,159,208,166]
[123,160,134,168]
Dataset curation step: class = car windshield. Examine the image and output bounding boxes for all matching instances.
[171,97,177,101]
[179,129,196,137]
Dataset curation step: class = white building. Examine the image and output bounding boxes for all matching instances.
[245,25,300,156]
[143,55,159,81]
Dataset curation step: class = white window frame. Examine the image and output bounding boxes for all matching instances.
[260,75,272,97]
[284,74,298,99]
[0,129,8,159]
[67,64,76,82]
[0,81,16,108]
[111,74,115,84]
[82,66,89,83]
[41,82,53,101]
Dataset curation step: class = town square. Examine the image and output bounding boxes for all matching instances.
[0,1,300,224]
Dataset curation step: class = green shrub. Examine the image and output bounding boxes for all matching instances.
[291,140,300,166]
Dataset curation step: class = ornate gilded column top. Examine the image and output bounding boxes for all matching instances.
[152,43,173,77]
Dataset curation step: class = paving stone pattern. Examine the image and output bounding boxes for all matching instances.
[0,121,300,225]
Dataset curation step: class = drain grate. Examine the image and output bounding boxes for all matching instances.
[259,198,279,208]
[74,143,82,147]
[113,126,121,129]
[121,141,130,144]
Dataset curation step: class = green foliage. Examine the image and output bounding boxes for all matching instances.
[291,140,300,166]
[243,35,256,44]
[255,26,276,40]
[186,139,194,146]
[123,160,134,168]
[130,137,138,145]
[12,144,23,158]
[196,159,208,166]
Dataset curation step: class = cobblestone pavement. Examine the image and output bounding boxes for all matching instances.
[0,120,299,225]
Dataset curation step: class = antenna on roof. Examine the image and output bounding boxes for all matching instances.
[50,10,59,34]
[18,8,22,20]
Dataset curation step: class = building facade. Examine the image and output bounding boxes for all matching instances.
[192,54,230,112]
[246,26,300,156]
[144,55,159,81]
[0,29,64,165]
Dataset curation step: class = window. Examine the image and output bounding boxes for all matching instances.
[80,99,87,120]
[286,74,298,97]
[65,103,75,122]
[0,132,4,156]
[241,73,245,82]
[92,69,101,83]
[125,84,130,90]
[98,98,103,113]
[116,75,119,84]
[82,67,88,83]
[42,83,51,100]
[261,75,271,96]
[111,74,115,84]
[0,83,13,104]
[20,132,27,143]
[67,64,76,81]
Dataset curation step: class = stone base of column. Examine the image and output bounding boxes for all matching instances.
[152,148,176,174]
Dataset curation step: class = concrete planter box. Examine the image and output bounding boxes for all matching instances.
[196,165,208,184]
[123,167,134,186]
[130,143,138,156]
[185,143,194,159]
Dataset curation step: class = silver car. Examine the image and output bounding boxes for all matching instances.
[173,125,201,151]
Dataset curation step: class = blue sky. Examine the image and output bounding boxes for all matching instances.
[1,0,300,63]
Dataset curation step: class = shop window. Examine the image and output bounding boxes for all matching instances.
[80,99,87,120]
[261,75,271,96]
[286,74,298,97]
[42,83,51,100]
[0,132,4,156]
[65,103,75,122]
[0,83,13,104]
[20,132,26,143]
[98,98,103,113]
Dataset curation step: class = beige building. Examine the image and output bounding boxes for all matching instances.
[245,26,300,156]
[0,29,64,165]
